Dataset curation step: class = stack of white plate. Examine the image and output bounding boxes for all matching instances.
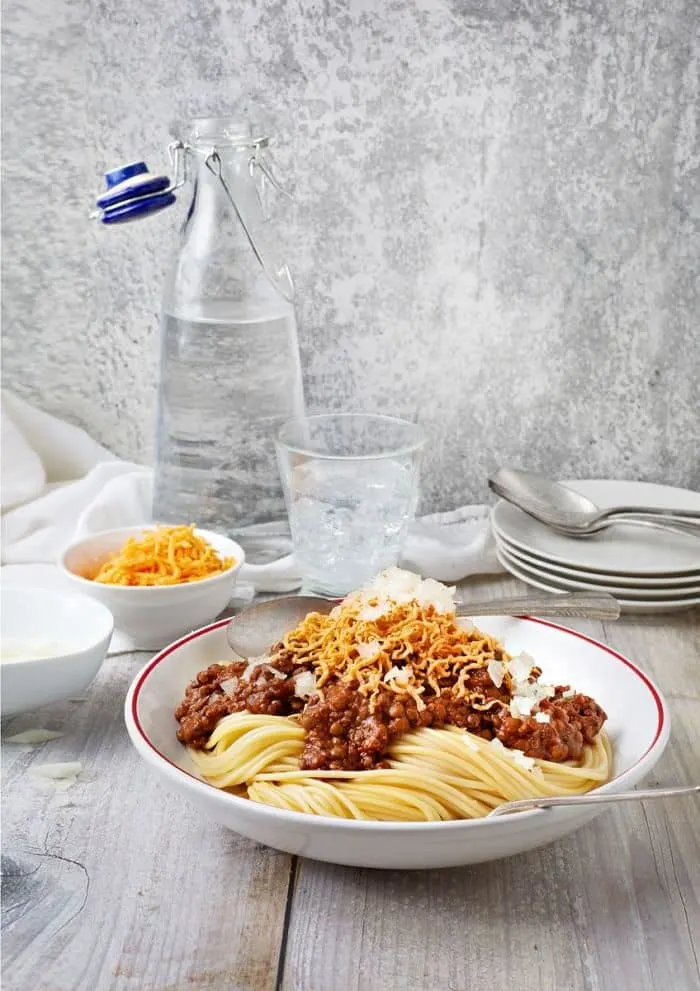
[491,479,700,613]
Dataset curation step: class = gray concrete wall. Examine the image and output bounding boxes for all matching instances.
[2,0,698,510]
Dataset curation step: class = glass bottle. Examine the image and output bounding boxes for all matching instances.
[151,116,305,535]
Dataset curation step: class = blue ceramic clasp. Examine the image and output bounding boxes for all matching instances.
[93,146,186,224]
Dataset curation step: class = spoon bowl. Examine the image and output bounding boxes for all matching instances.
[226,595,336,657]
[494,468,601,517]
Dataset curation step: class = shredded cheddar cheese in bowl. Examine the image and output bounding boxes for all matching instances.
[91,525,235,587]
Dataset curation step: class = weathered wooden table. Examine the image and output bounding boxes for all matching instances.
[2,576,699,991]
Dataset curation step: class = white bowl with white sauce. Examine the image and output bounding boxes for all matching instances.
[1,587,114,715]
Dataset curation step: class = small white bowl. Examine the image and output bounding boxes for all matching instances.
[59,526,245,649]
[125,614,670,869]
[1,587,114,716]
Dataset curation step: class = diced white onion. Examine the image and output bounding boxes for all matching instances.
[384,665,411,686]
[356,640,382,660]
[220,678,239,696]
[29,762,82,780]
[509,696,536,719]
[5,729,63,744]
[348,568,457,618]
[31,776,79,794]
[358,602,389,621]
[535,711,551,724]
[487,660,505,689]
[241,657,268,681]
[293,671,317,698]
[241,659,284,682]
[510,675,556,705]
[508,652,535,685]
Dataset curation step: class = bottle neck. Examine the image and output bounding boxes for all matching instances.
[184,146,257,231]
[164,141,294,313]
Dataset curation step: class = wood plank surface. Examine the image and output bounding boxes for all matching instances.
[1,654,293,991]
[2,577,699,991]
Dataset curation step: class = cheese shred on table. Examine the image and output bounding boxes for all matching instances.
[91,525,234,586]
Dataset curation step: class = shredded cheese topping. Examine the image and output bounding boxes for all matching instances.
[90,525,234,587]
[280,569,512,710]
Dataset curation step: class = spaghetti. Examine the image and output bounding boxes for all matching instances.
[175,569,611,821]
[189,713,611,821]
[91,525,234,586]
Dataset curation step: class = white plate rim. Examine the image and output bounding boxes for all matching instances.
[125,616,669,831]
[495,536,700,597]
[492,479,700,577]
[494,530,700,588]
[496,545,700,613]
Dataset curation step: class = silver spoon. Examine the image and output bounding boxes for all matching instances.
[487,784,700,817]
[226,590,620,658]
[489,468,700,537]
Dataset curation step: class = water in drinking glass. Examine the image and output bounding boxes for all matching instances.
[288,458,419,596]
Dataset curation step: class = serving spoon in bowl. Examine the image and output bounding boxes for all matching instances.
[488,468,700,538]
[226,590,620,658]
[487,784,700,817]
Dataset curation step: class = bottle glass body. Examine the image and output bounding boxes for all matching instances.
[153,116,305,534]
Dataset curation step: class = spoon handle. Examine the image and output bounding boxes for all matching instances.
[602,506,700,523]
[457,591,620,621]
[594,514,700,537]
[555,515,700,540]
[487,784,700,817]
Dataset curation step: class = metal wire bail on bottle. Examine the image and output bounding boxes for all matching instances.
[204,148,294,303]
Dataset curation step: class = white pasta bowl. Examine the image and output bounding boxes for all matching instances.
[124,615,670,869]
[1,587,114,716]
[59,525,245,649]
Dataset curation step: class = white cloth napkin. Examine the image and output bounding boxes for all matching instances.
[1,392,503,646]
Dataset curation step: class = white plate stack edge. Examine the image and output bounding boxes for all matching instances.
[491,479,700,614]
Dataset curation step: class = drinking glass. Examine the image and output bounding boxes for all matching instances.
[276,413,426,597]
